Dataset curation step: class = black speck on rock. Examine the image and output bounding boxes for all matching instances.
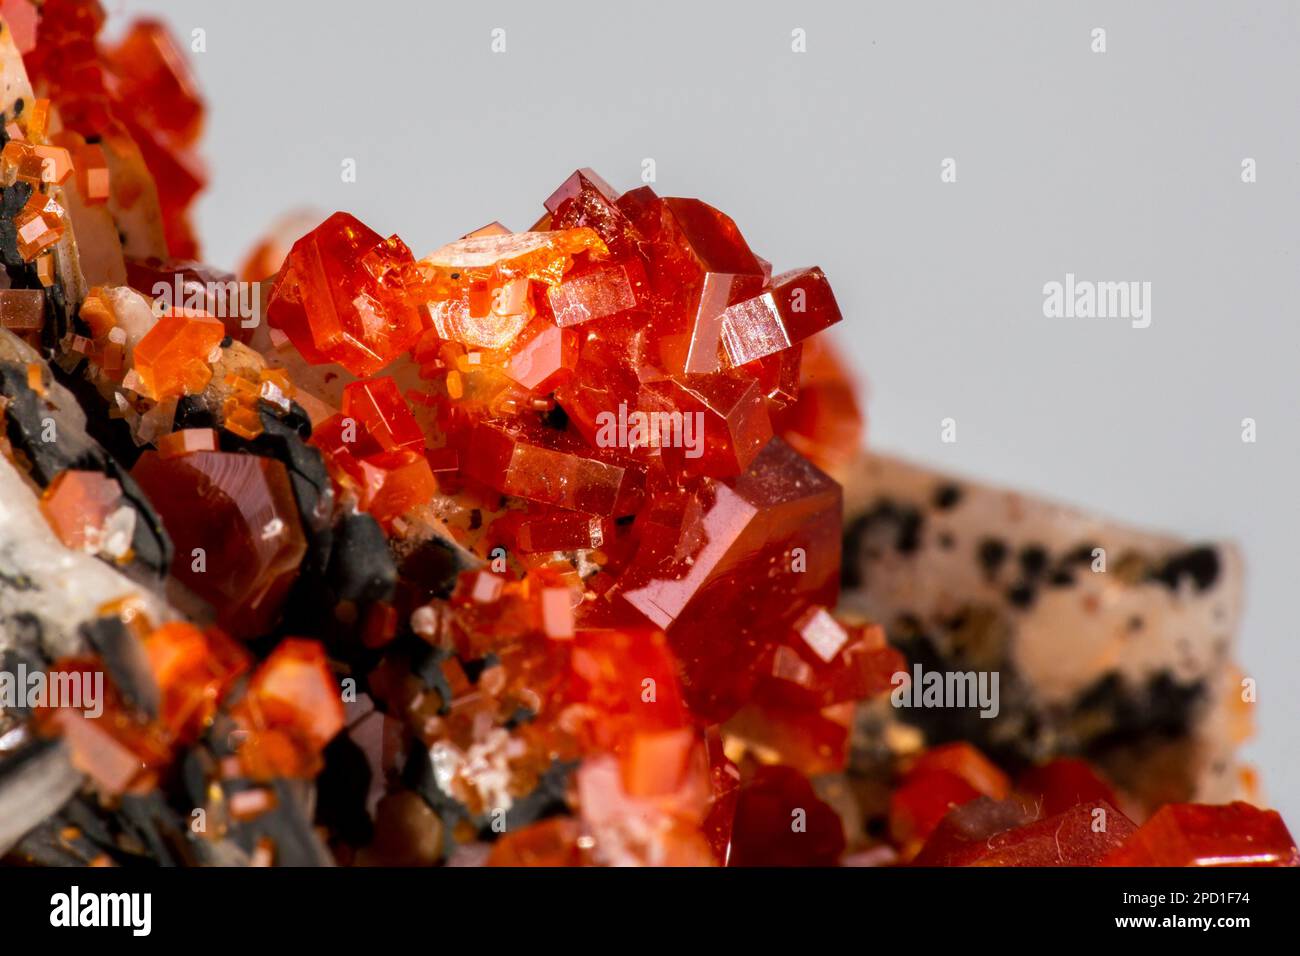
[932,483,963,510]
[1149,546,1220,593]
[976,538,1008,579]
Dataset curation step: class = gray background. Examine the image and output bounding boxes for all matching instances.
[113,0,1299,820]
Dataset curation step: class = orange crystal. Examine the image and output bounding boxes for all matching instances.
[39,469,124,552]
[157,427,219,458]
[232,638,345,779]
[355,449,438,526]
[341,376,425,452]
[13,190,65,260]
[34,657,172,796]
[144,621,250,743]
[130,312,225,400]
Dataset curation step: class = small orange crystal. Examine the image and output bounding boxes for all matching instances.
[13,190,65,260]
[130,312,225,400]
[40,469,124,552]
[233,638,345,779]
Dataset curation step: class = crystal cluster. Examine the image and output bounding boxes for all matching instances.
[0,1,1294,869]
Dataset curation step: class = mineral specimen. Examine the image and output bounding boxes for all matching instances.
[0,3,1291,875]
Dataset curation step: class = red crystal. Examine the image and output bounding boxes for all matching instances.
[915,798,1138,867]
[638,371,773,479]
[609,438,840,721]
[906,742,1011,801]
[718,267,842,368]
[1103,802,1300,867]
[728,765,845,866]
[266,212,427,376]
[354,450,438,526]
[145,622,250,744]
[464,418,643,517]
[770,336,865,478]
[132,450,307,638]
[617,189,766,376]
[753,612,903,711]
[547,258,648,328]
[103,20,204,146]
[504,317,578,392]
[1018,757,1120,817]
[341,376,425,452]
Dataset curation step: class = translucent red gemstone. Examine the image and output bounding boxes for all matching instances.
[464,418,643,516]
[915,798,1138,867]
[132,450,307,638]
[341,376,425,452]
[728,765,845,866]
[1103,802,1300,867]
[1017,757,1120,817]
[266,212,427,376]
[145,622,250,744]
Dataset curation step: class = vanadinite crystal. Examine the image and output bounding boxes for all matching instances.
[913,798,1138,867]
[130,311,225,399]
[607,437,841,721]
[231,638,344,779]
[1102,802,1300,867]
[144,621,250,744]
[25,3,207,257]
[39,468,124,552]
[131,450,306,638]
[728,765,845,866]
[266,212,428,376]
